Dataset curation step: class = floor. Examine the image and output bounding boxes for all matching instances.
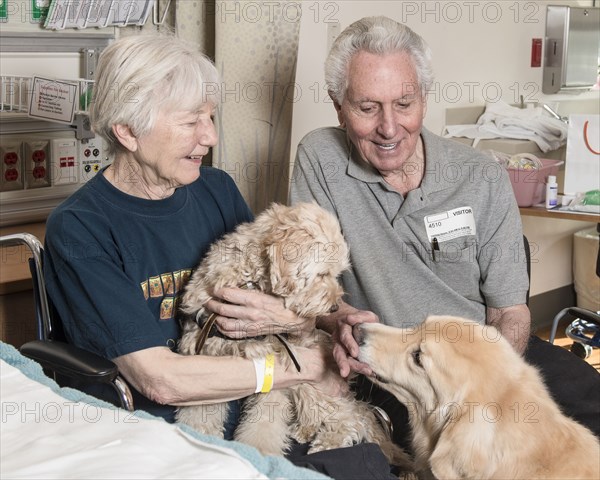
[536,318,600,372]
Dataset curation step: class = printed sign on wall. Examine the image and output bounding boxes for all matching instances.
[28,76,78,124]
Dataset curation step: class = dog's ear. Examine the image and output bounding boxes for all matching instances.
[267,239,307,298]
[430,410,498,478]
[261,206,308,298]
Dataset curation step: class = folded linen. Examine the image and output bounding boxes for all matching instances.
[444,101,568,152]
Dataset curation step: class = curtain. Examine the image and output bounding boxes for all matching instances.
[175,1,301,214]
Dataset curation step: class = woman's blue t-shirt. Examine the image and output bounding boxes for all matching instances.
[43,166,253,420]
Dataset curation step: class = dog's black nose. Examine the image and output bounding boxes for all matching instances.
[353,323,365,346]
[330,303,339,313]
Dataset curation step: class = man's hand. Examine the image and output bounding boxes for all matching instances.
[318,301,380,378]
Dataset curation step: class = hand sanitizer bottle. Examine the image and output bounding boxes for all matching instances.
[546,175,558,209]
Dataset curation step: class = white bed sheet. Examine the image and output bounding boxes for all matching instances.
[1,359,268,479]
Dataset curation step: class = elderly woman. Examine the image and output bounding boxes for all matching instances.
[43,33,344,427]
[290,15,600,447]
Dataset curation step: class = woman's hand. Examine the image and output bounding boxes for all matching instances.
[318,301,380,378]
[295,342,350,398]
[204,287,316,338]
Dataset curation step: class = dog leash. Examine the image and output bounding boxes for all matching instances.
[273,333,302,373]
[193,282,302,372]
[194,311,219,355]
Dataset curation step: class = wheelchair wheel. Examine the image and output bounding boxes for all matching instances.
[570,342,593,359]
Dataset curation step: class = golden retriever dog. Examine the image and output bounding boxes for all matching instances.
[355,316,600,480]
[177,202,406,466]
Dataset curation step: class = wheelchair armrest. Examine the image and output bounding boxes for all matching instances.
[20,340,119,383]
[548,307,600,344]
[565,307,600,326]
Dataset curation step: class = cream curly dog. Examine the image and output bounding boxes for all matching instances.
[177,202,407,466]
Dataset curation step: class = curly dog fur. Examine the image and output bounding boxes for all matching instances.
[177,202,408,466]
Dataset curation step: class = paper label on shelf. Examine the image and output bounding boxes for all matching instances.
[28,76,78,124]
[0,0,7,23]
[31,0,50,22]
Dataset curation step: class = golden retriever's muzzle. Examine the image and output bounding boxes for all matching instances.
[352,324,390,384]
[352,323,365,345]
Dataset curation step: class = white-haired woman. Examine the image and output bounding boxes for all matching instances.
[291,15,600,450]
[43,33,406,480]
[43,33,344,427]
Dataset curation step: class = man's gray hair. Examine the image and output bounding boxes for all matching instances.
[325,16,434,104]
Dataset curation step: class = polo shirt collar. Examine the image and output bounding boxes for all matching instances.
[345,127,454,195]
[420,128,457,196]
[346,141,382,184]
[344,127,457,221]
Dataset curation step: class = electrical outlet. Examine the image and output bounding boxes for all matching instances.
[0,140,24,192]
[23,140,50,189]
[79,137,107,183]
[50,138,78,185]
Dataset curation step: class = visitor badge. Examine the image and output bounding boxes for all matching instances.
[423,206,476,243]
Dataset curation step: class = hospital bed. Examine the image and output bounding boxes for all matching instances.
[0,232,331,479]
[0,340,329,479]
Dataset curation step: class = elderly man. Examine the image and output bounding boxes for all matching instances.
[290,16,600,449]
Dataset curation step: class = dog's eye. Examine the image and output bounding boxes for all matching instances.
[412,348,423,367]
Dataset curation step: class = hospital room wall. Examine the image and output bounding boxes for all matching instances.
[291,0,597,148]
[290,0,599,328]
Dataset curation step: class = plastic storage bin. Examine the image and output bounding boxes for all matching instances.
[506,158,564,207]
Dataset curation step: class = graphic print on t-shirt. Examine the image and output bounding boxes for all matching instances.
[140,269,192,320]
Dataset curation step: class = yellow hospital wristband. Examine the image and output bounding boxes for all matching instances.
[261,353,275,393]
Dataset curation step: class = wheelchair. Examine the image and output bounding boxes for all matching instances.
[0,232,134,411]
[548,307,600,359]
[547,226,600,359]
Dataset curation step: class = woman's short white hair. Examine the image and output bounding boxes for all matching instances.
[90,33,220,155]
[325,16,434,104]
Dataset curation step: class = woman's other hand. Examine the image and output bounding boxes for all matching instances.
[204,287,316,338]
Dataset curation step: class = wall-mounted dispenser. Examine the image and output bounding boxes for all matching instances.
[543,6,600,94]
